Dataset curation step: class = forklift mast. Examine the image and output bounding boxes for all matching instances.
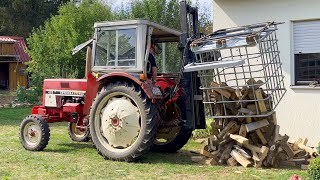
[179,0,206,130]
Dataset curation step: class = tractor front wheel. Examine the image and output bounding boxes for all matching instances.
[89,82,157,161]
[68,122,90,142]
[19,115,50,151]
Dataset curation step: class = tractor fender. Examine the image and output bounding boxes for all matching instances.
[97,72,160,100]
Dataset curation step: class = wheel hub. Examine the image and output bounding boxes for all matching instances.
[100,97,140,148]
[24,123,41,146]
[111,117,120,127]
[29,129,36,137]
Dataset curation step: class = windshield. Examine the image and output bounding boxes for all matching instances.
[94,28,137,67]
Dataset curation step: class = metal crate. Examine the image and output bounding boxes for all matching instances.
[186,22,286,119]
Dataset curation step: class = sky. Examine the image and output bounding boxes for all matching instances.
[105,0,213,20]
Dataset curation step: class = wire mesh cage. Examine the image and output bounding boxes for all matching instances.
[187,22,286,119]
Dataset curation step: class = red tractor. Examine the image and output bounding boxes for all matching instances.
[19,1,205,161]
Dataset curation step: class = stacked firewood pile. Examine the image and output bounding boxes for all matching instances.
[192,79,318,168]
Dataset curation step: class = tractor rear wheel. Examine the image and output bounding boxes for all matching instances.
[68,122,90,142]
[19,115,50,151]
[151,127,192,153]
[89,82,157,161]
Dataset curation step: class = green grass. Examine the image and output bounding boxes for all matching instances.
[0,107,308,180]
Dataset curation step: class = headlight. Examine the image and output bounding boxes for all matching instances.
[151,87,162,96]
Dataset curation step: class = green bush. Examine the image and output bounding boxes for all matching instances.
[192,118,215,138]
[308,158,320,180]
[16,86,41,105]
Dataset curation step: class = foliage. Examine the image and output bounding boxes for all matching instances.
[16,86,40,104]
[27,0,113,87]
[192,117,214,138]
[0,0,69,38]
[308,158,320,180]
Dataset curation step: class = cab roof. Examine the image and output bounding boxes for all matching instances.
[94,19,181,42]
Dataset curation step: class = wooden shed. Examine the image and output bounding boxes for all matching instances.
[0,36,31,91]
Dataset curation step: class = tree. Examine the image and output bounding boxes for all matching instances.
[27,0,113,86]
[0,0,69,38]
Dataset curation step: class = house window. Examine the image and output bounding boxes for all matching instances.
[94,28,137,67]
[293,20,320,85]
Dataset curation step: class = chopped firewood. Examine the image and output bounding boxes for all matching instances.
[265,144,280,167]
[294,150,309,159]
[246,103,258,112]
[269,112,277,124]
[230,149,252,167]
[287,158,309,166]
[209,89,221,99]
[230,134,249,144]
[203,81,315,169]
[235,89,242,99]
[219,142,234,164]
[292,138,303,151]
[276,152,289,161]
[255,89,267,113]
[205,158,219,166]
[200,145,216,158]
[217,121,237,139]
[246,78,257,86]
[227,157,239,166]
[228,124,240,135]
[255,129,267,145]
[239,125,247,137]
[252,151,259,164]
[210,82,232,99]
[280,142,295,159]
[298,144,317,157]
[255,146,269,168]
[233,145,252,159]
[220,82,236,93]
[210,122,219,136]
[245,119,269,133]
[238,108,255,115]
[208,135,220,149]
[273,125,280,143]
[278,160,296,167]
[191,156,206,162]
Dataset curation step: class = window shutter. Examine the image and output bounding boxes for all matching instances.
[293,20,320,54]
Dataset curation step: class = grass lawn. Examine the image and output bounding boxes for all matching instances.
[0,107,308,179]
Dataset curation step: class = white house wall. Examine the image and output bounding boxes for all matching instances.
[213,0,320,146]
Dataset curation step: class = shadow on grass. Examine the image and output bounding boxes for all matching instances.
[138,149,198,165]
[44,142,93,153]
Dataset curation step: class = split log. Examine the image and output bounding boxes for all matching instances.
[227,157,239,166]
[210,82,232,99]
[239,125,247,137]
[245,119,269,133]
[191,156,206,162]
[200,145,216,158]
[219,142,234,164]
[205,158,219,166]
[230,149,252,167]
[217,121,237,139]
[255,89,267,113]
[230,134,249,144]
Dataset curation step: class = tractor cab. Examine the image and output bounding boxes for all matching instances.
[83,20,182,76]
